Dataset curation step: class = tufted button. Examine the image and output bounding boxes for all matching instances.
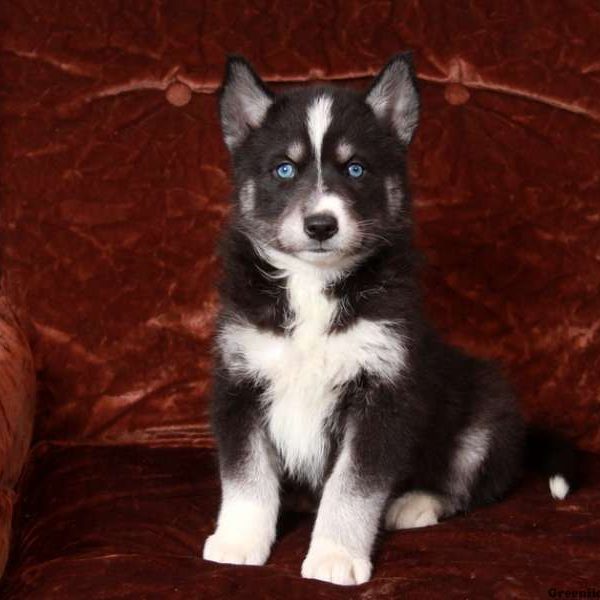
[444,83,470,105]
[166,82,192,107]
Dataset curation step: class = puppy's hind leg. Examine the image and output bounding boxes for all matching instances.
[384,490,453,530]
[385,422,496,531]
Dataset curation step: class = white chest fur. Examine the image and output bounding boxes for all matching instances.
[218,258,406,487]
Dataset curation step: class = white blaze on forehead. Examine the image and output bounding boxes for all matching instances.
[287,141,305,163]
[306,95,333,182]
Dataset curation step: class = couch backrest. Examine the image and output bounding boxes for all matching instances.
[1,1,598,451]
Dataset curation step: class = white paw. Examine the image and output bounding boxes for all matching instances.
[385,491,444,530]
[301,537,372,586]
[202,531,270,566]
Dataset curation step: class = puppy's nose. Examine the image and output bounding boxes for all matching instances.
[304,213,339,241]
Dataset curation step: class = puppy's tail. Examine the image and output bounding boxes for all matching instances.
[525,425,579,500]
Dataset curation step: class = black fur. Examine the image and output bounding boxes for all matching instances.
[210,54,576,524]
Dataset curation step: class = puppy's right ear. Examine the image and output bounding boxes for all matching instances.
[219,57,274,151]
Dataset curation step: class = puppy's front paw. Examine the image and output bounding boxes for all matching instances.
[301,537,372,586]
[203,531,270,566]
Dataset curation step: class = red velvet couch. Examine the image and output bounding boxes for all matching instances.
[0,1,599,597]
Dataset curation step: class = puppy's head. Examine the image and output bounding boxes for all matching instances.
[219,54,419,268]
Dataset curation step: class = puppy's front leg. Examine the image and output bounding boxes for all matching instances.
[203,398,280,567]
[301,428,392,586]
[204,428,279,565]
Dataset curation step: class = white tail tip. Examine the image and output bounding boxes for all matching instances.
[549,474,570,500]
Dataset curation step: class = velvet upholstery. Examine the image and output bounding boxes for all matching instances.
[2,445,600,599]
[0,298,36,575]
[0,0,598,596]
[1,0,599,451]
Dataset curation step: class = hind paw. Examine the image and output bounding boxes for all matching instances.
[385,491,444,530]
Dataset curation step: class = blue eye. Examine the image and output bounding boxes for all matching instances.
[346,162,365,178]
[275,162,296,179]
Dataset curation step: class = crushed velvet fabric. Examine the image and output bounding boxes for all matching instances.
[0,0,598,451]
[0,297,35,488]
[1,445,600,599]
[0,297,35,574]
[0,0,598,595]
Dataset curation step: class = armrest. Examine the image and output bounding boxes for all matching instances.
[0,296,36,574]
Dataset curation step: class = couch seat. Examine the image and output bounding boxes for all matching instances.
[0,444,598,599]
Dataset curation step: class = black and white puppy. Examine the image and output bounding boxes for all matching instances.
[203,54,575,586]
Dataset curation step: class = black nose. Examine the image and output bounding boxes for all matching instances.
[304,213,339,241]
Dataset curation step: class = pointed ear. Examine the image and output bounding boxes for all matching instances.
[219,56,274,151]
[365,53,420,145]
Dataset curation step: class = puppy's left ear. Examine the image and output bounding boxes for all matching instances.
[365,53,419,145]
[219,56,274,151]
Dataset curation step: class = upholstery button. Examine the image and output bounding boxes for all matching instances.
[444,83,470,105]
[166,82,192,106]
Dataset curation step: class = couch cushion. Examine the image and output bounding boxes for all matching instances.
[1,444,598,598]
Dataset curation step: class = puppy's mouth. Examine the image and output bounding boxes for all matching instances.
[295,242,357,266]
[276,238,343,257]
[279,234,363,261]
[304,247,332,254]
[268,236,366,269]
[296,241,342,257]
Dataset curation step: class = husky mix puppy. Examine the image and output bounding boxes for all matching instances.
[203,54,576,586]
